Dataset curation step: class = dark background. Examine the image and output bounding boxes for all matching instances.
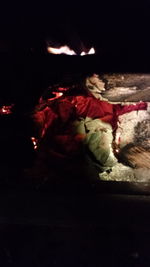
[0,1,150,56]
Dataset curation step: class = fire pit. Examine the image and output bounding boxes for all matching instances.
[1,51,150,194]
[27,71,150,191]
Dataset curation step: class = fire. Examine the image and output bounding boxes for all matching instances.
[0,104,14,115]
[88,47,95,55]
[80,51,86,56]
[47,45,95,56]
[80,47,95,56]
[31,137,38,150]
[47,45,76,55]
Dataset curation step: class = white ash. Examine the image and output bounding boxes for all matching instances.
[100,104,150,182]
[134,168,150,182]
[115,108,150,148]
[134,120,150,147]
[99,163,150,182]
[99,163,136,182]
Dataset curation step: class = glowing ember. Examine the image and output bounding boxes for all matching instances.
[48,92,63,101]
[115,130,121,145]
[31,137,38,150]
[47,45,95,56]
[58,87,69,91]
[0,104,14,115]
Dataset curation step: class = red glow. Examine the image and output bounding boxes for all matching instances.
[58,87,69,91]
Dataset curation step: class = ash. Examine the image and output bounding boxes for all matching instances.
[99,163,136,182]
[115,107,150,148]
[134,120,150,148]
[100,104,150,182]
[99,164,150,183]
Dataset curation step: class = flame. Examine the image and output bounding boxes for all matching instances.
[47,45,76,55]
[88,47,95,55]
[80,48,95,56]
[80,51,86,56]
[47,45,95,56]
[31,137,38,150]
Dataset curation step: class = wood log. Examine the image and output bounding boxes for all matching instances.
[101,74,150,102]
[119,144,150,168]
